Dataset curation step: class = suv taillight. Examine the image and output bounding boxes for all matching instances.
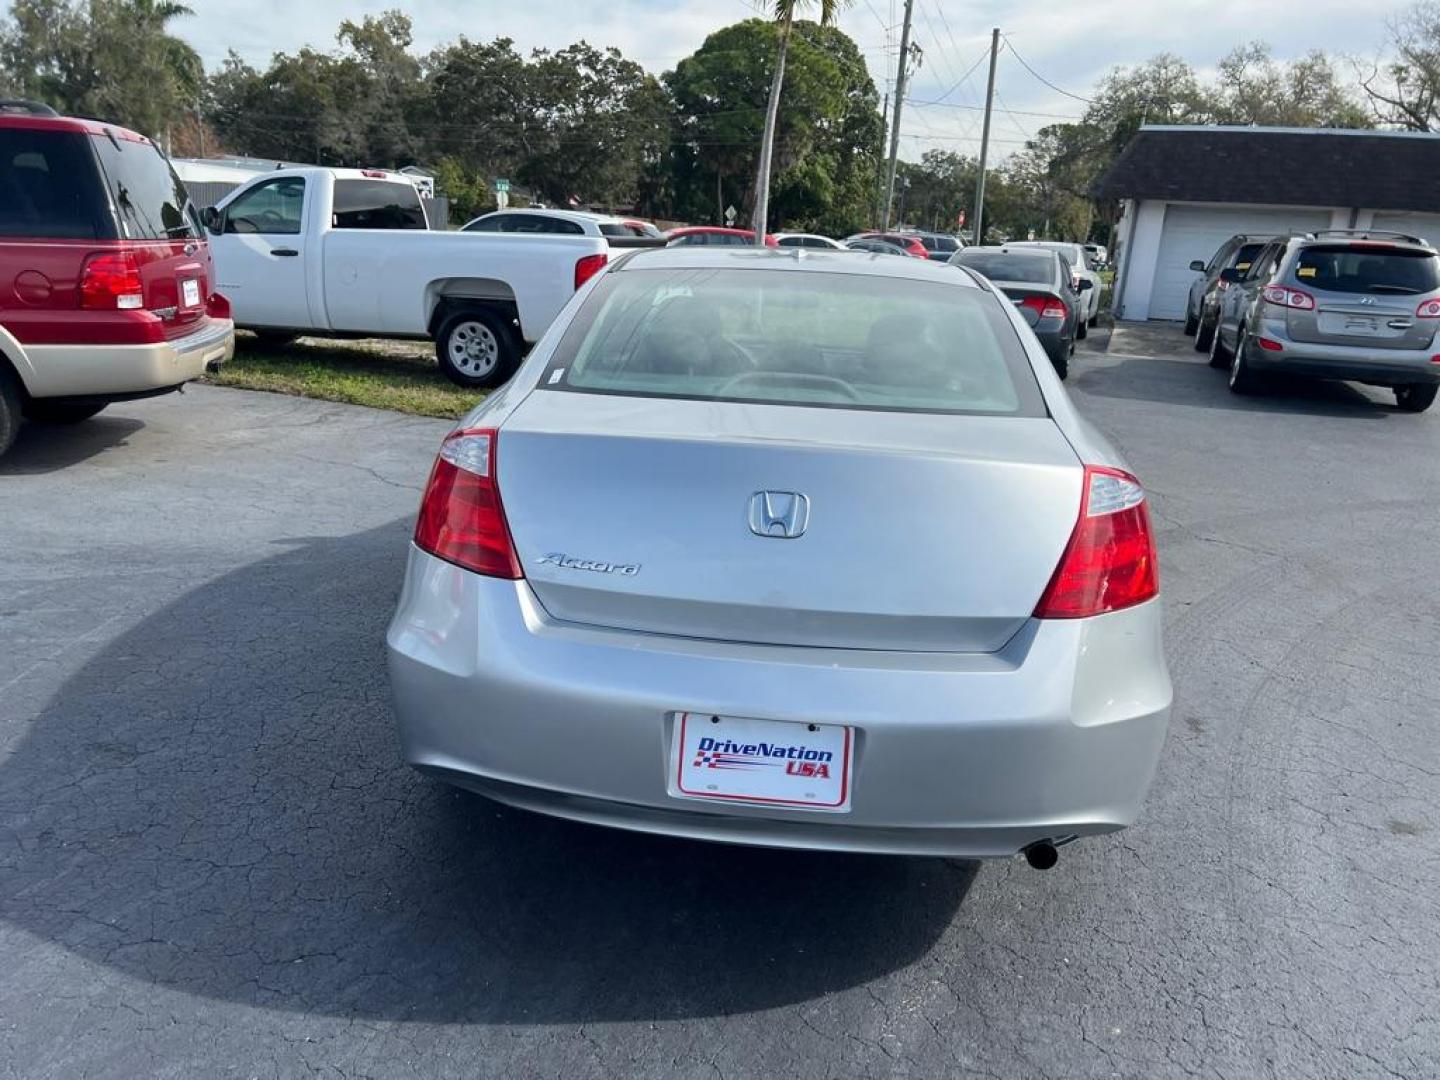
[575,253,608,290]
[80,251,144,311]
[1019,295,1068,320]
[1034,465,1159,619]
[1417,298,1440,318]
[414,428,522,579]
[1262,285,1314,311]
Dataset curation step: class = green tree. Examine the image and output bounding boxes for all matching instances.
[751,0,846,241]
[667,18,879,233]
[0,0,200,139]
[1212,42,1368,127]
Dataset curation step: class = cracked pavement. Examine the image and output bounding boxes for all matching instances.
[1,334,1437,1078]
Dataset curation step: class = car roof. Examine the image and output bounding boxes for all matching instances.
[0,112,152,145]
[614,245,982,285]
[477,207,620,223]
[668,225,753,235]
[959,246,1056,259]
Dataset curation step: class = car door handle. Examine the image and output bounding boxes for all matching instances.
[270,248,299,257]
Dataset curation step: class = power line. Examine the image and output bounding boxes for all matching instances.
[906,98,1084,121]
[924,44,992,106]
[1002,37,1094,105]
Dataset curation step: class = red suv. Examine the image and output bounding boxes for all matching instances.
[0,100,234,457]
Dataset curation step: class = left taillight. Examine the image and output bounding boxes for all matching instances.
[413,428,523,579]
[1033,465,1159,619]
[574,252,608,291]
[80,251,144,311]
[1020,294,1068,321]
[1262,285,1314,311]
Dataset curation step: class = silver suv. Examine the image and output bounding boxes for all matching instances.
[1209,230,1440,411]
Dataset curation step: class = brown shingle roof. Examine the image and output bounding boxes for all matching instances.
[1094,126,1440,213]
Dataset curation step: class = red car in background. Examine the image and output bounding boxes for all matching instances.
[666,226,779,247]
[0,99,233,457]
[846,232,929,259]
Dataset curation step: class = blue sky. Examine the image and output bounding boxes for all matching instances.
[184,0,1409,157]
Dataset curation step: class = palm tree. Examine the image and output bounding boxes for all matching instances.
[750,0,847,244]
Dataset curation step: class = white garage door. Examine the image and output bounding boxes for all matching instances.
[1371,212,1440,248]
[1149,205,1333,320]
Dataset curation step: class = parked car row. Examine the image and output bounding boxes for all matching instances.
[1185,229,1440,411]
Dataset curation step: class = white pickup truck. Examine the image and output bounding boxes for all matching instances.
[200,168,609,387]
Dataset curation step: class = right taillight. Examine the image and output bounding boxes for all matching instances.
[413,428,523,579]
[80,251,144,310]
[1417,298,1440,318]
[1033,465,1159,619]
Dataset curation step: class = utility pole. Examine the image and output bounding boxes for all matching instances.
[881,0,917,231]
[872,90,889,226]
[971,27,1001,246]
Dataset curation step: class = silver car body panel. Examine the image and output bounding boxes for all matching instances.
[388,247,1167,858]
[388,554,1171,857]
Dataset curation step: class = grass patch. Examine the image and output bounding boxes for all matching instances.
[205,335,486,419]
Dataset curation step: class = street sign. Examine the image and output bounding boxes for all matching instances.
[494,178,510,193]
[724,204,737,226]
[957,209,967,228]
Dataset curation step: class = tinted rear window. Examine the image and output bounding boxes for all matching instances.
[542,267,1045,417]
[954,253,1054,285]
[1293,245,1440,295]
[90,134,197,240]
[0,129,114,239]
[332,179,426,229]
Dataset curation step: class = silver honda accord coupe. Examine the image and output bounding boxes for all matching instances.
[386,247,1171,867]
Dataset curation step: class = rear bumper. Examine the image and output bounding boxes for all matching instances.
[1250,319,1440,385]
[386,548,1172,859]
[17,318,234,399]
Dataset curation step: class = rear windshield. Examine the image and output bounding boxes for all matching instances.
[1292,245,1440,295]
[0,128,115,239]
[332,179,426,229]
[542,267,1046,417]
[90,134,198,240]
[1232,243,1264,273]
[953,253,1054,285]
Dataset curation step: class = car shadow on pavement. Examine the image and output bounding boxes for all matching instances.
[1,414,146,474]
[0,520,974,1022]
[1074,355,1397,419]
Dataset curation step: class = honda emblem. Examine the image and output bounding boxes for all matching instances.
[748,491,810,539]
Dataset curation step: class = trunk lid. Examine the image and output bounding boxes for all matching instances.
[498,391,1083,653]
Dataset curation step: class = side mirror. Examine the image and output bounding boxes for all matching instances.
[1218,267,1242,284]
[1189,259,1207,272]
[200,206,221,234]
[1076,278,1093,292]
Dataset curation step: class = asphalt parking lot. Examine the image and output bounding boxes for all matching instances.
[2,328,1437,1080]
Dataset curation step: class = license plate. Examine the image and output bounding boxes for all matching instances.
[670,712,853,812]
[181,278,201,308]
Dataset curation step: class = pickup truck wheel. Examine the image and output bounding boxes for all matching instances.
[436,308,518,388]
[0,367,20,458]
[24,401,106,424]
